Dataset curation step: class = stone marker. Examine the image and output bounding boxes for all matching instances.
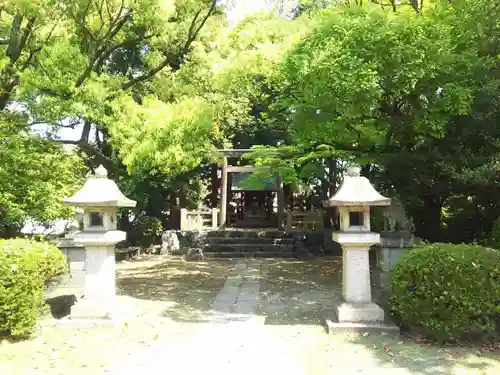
[161,230,181,255]
[184,247,204,261]
[64,165,136,320]
[322,165,399,334]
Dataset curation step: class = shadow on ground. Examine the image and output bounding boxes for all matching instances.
[117,257,233,322]
[259,256,343,326]
[346,333,500,375]
[117,256,345,326]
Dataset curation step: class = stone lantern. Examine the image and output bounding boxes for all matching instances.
[323,165,393,329]
[64,165,136,319]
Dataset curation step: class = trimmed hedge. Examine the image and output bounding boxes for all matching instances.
[0,238,67,338]
[389,243,500,342]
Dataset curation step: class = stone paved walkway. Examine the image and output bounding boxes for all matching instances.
[108,258,499,375]
[109,259,307,374]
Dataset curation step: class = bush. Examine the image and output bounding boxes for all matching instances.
[390,243,500,342]
[487,216,500,249]
[0,238,67,338]
[132,215,163,247]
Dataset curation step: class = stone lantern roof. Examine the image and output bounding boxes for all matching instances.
[64,165,136,208]
[323,166,391,207]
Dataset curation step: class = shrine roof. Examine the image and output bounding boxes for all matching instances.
[323,166,391,207]
[231,172,276,191]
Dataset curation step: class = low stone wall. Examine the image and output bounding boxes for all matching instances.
[55,238,86,288]
[374,232,414,289]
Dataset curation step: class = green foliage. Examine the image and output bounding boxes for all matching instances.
[390,243,500,342]
[370,207,386,232]
[0,118,85,236]
[487,217,500,249]
[132,215,163,247]
[110,96,216,176]
[0,238,67,339]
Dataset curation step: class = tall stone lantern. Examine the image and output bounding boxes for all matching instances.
[323,165,393,329]
[64,165,136,318]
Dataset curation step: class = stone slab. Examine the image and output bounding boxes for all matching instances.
[324,302,400,335]
[323,319,400,335]
[335,302,385,323]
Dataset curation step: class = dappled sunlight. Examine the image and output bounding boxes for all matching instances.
[117,257,233,322]
[344,333,500,375]
[259,257,343,325]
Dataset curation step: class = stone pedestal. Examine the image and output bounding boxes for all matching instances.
[70,231,125,320]
[84,246,116,300]
[336,302,384,322]
[337,244,384,323]
[342,246,372,304]
[325,232,399,334]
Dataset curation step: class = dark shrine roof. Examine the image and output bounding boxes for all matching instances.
[231,172,277,191]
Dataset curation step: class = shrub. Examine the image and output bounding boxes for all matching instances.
[487,216,500,249]
[390,243,500,342]
[132,215,163,247]
[0,238,67,338]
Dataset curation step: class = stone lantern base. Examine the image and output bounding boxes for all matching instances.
[323,233,400,334]
[67,231,125,322]
[335,302,385,323]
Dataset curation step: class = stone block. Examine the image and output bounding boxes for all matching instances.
[342,247,372,303]
[84,247,116,300]
[68,270,86,287]
[379,232,414,248]
[335,302,384,323]
[69,261,85,271]
[66,247,86,262]
[184,247,204,261]
[324,319,400,335]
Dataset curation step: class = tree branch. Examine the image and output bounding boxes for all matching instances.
[121,0,217,90]
[75,6,132,87]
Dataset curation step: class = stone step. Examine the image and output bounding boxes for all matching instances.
[205,230,297,239]
[204,243,295,253]
[206,237,294,245]
[204,251,297,258]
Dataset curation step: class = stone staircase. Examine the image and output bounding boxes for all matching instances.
[203,230,300,258]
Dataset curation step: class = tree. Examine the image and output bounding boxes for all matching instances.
[0,0,224,233]
[255,3,500,241]
[0,116,84,236]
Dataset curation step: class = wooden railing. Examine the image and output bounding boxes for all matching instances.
[179,207,324,231]
[180,208,218,230]
[285,209,324,231]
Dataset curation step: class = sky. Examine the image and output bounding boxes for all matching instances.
[226,0,270,23]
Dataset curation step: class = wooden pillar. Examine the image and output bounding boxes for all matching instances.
[276,173,285,229]
[219,156,228,227]
[210,163,219,209]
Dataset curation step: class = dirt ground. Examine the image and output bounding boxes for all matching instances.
[257,257,342,325]
[0,255,499,375]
